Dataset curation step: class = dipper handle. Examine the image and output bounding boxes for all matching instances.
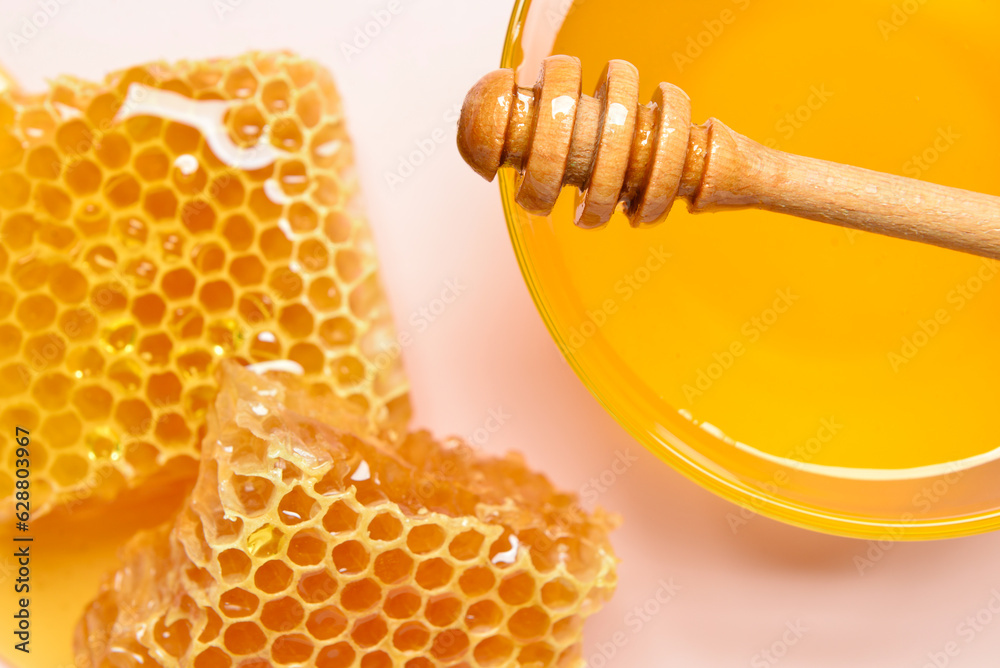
[457,55,1000,260]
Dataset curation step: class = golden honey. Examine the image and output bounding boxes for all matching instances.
[502,0,1000,536]
[0,52,411,668]
[75,362,617,667]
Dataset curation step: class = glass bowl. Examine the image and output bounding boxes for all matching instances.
[499,0,1000,539]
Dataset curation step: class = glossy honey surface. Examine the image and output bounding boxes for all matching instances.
[502,0,1000,537]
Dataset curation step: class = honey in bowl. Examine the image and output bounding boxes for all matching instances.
[501,0,1000,537]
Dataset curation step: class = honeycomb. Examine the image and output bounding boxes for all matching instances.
[75,361,618,667]
[0,52,410,517]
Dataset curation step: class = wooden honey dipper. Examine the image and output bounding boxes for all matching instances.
[457,55,1000,259]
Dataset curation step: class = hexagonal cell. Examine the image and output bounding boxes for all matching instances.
[271,634,313,665]
[217,549,252,583]
[114,216,149,247]
[449,529,486,561]
[425,594,462,627]
[331,539,369,574]
[372,549,413,585]
[259,226,292,260]
[23,332,66,370]
[147,372,183,407]
[287,529,327,566]
[32,372,74,411]
[277,159,308,196]
[237,292,275,326]
[154,412,191,445]
[227,103,266,147]
[143,187,179,220]
[36,183,72,220]
[90,281,128,314]
[286,201,318,232]
[223,65,258,98]
[230,474,274,516]
[199,280,235,312]
[49,265,88,304]
[465,599,504,632]
[125,257,157,290]
[222,213,254,250]
[340,578,382,612]
[508,605,550,641]
[164,122,202,155]
[270,117,303,152]
[223,621,266,655]
[101,322,138,353]
[295,87,323,128]
[132,293,167,326]
[253,559,294,595]
[162,267,197,299]
[229,255,265,286]
[260,597,305,633]
[94,132,132,169]
[134,145,170,180]
[298,239,329,272]
[40,410,83,448]
[393,621,430,652]
[12,256,49,291]
[407,524,446,555]
[64,159,102,195]
[38,223,78,251]
[74,202,111,237]
[25,145,60,180]
[72,385,113,421]
[181,200,217,234]
[269,266,303,300]
[152,617,192,658]
[219,588,259,618]
[191,241,226,274]
[138,332,173,366]
[297,569,338,604]
[351,614,388,649]
[211,173,245,209]
[429,628,469,662]
[65,346,105,380]
[541,578,578,610]
[171,157,207,195]
[332,356,365,387]
[248,186,283,223]
[278,304,314,338]
[245,524,284,559]
[104,172,141,208]
[248,331,281,362]
[84,244,117,273]
[287,342,324,375]
[159,231,186,262]
[315,642,355,668]
[306,606,348,641]
[415,558,454,591]
[458,566,496,597]
[277,486,319,525]
[473,636,515,667]
[262,78,292,113]
[16,294,57,331]
[54,117,92,153]
[309,122,343,168]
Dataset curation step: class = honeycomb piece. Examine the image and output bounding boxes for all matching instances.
[75,362,618,667]
[0,52,410,517]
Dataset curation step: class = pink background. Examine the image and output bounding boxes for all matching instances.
[3,1,1000,665]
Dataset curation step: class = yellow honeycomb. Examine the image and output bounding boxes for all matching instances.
[0,52,410,517]
[75,361,618,667]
